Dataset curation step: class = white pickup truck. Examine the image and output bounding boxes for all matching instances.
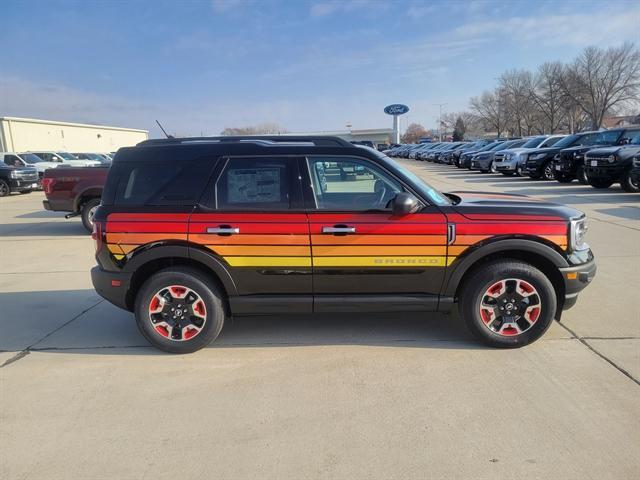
[30,151,101,167]
[0,152,60,176]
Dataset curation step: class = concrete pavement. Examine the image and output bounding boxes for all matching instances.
[1,163,638,479]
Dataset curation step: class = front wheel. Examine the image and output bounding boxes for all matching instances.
[542,162,556,180]
[459,260,557,348]
[135,267,226,353]
[621,170,640,193]
[0,180,10,197]
[588,178,614,189]
[576,166,588,184]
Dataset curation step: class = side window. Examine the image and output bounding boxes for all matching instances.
[5,155,22,166]
[307,157,402,211]
[113,160,214,206]
[215,157,297,210]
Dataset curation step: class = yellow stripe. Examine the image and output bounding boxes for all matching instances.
[313,256,449,267]
[224,256,312,267]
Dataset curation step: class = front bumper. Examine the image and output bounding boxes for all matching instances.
[558,254,596,310]
[91,266,133,311]
[584,165,625,179]
[470,158,491,170]
[494,162,515,171]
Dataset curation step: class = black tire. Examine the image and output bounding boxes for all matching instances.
[621,169,640,193]
[556,174,574,183]
[458,260,557,348]
[576,166,588,185]
[541,161,555,180]
[135,267,226,353]
[0,180,10,197]
[588,178,614,189]
[501,171,515,176]
[80,198,101,233]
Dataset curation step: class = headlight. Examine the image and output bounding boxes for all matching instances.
[10,170,20,178]
[570,217,589,251]
[573,152,583,159]
[607,155,616,163]
[633,156,640,167]
[532,153,547,160]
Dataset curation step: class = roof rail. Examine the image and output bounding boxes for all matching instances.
[137,135,352,147]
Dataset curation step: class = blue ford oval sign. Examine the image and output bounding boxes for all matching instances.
[384,104,409,115]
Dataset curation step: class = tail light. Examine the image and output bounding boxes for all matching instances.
[42,177,56,195]
[92,221,105,255]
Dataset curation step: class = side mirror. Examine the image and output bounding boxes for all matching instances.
[391,192,421,216]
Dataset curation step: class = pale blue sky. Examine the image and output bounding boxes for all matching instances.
[1,0,638,137]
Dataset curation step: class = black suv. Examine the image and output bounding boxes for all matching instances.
[526,133,595,180]
[583,129,640,192]
[0,163,39,197]
[91,136,595,353]
[553,128,640,184]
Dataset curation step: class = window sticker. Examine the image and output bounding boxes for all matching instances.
[227,168,280,203]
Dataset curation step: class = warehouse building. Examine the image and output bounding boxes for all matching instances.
[0,116,148,153]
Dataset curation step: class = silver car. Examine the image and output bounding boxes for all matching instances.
[494,135,566,176]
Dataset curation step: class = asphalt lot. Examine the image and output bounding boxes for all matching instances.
[1,163,639,479]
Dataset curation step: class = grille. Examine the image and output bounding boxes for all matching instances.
[585,154,613,166]
[14,170,39,182]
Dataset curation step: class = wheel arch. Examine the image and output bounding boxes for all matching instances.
[123,244,238,311]
[445,239,568,314]
[74,186,103,212]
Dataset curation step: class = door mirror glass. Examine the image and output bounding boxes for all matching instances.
[391,192,421,216]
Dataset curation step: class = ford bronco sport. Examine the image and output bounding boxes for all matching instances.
[91,136,596,353]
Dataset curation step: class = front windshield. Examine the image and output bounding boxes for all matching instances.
[57,152,77,160]
[521,137,545,148]
[20,153,45,163]
[477,142,498,152]
[540,136,564,147]
[552,134,580,149]
[375,151,450,206]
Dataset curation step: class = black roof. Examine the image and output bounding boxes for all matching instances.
[137,135,352,148]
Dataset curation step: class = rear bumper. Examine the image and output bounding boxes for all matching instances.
[91,266,132,311]
[558,257,596,310]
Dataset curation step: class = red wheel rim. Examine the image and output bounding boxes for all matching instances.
[479,278,541,336]
[148,285,207,341]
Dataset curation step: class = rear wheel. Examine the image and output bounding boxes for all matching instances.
[80,198,101,233]
[459,260,556,348]
[542,161,556,180]
[621,169,640,193]
[135,267,226,353]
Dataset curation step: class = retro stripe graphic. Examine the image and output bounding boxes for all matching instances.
[104,213,569,265]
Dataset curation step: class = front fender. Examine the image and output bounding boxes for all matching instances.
[442,238,569,297]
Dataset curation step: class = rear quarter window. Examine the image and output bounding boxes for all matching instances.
[110,160,214,206]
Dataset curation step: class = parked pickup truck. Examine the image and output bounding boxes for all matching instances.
[42,166,109,232]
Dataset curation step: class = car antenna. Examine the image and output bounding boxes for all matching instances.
[155,120,174,139]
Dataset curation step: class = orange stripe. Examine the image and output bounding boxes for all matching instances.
[190,234,309,245]
[454,235,490,245]
[541,235,567,247]
[448,246,468,256]
[313,245,447,256]
[106,233,187,244]
[206,245,310,256]
[311,234,446,245]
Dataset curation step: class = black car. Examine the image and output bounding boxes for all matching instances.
[525,133,597,180]
[553,128,640,184]
[0,164,39,197]
[452,140,494,167]
[89,135,595,353]
[463,141,507,169]
[583,131,640,192]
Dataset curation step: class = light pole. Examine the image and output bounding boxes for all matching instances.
[433,103,447,141]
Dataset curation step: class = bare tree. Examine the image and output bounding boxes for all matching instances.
[559,43,640,129]
[470,89,510,137]
[530,62,566,133]
[401,123,429,143]
[499,70,537,136]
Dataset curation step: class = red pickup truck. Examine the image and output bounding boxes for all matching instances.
[42,166,109,232]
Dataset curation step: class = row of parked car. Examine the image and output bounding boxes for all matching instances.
[384,126,640,193]
[0,150,114,197]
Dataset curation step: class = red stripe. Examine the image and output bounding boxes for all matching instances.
[106,222,188,233]
[456,223,567,235]
[108,213,191,222]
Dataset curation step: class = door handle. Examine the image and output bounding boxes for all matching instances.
[322,226,356,234]
[207,226,240,235]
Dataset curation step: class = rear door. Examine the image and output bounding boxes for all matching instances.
[304,156,448,312]
[189,156,312,308]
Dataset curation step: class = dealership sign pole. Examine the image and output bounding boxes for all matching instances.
[384,104,409,144]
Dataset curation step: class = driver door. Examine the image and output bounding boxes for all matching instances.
[304,156,448,311]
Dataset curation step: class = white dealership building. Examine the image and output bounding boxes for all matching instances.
[0,116,148,153]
